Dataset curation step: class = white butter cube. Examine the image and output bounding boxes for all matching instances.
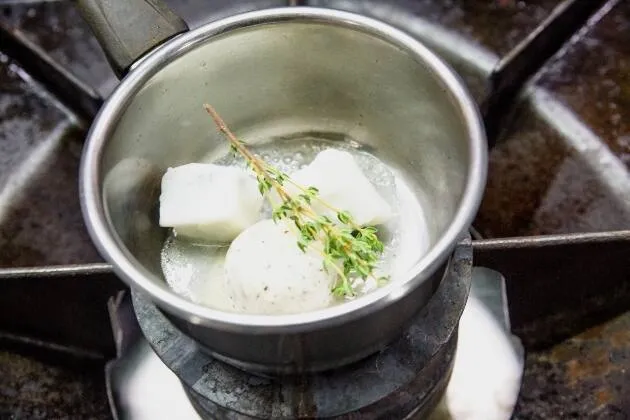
[159,163,263,243]
[224,219,334,315]
[280,149,393,226]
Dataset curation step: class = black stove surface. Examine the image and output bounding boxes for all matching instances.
[0,0,629,419]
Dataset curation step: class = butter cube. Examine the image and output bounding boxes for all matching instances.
[283,149,393,226]
[159,163,263,243]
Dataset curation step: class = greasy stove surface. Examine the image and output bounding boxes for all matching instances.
[0,0,629,419]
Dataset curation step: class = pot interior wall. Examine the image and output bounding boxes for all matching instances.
[101,20,472,290]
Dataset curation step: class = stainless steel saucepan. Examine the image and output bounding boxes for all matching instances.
[76,0,487,374]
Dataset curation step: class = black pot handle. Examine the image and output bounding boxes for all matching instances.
[75,0,189,79]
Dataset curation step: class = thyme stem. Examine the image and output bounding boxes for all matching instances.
[204,104,388,298]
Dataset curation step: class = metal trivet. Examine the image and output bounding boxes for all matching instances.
[129,243,472,419]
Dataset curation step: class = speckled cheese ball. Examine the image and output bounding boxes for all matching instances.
[223,219,334,315]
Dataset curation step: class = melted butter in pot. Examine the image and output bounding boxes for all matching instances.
[160,139,430,313]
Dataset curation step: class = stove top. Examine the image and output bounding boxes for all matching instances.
[108,264,522,420]
[1,0,629,419]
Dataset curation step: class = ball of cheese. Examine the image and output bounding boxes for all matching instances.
[223,219,334,315]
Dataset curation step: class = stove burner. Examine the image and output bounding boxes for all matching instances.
[130,242,472,419]
[2,1,629,418]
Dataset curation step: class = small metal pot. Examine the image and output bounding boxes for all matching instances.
[78,1,487,373]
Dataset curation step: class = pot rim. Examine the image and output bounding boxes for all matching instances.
[80,7,487,334]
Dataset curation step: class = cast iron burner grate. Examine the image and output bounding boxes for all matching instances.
[1,0,630,419]
[125,242,471,420]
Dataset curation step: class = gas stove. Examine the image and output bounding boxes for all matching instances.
[0,0,629,419]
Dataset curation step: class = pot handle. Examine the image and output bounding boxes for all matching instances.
[75,0,188,78]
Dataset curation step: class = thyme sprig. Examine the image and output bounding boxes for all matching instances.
[204,104,388,298]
